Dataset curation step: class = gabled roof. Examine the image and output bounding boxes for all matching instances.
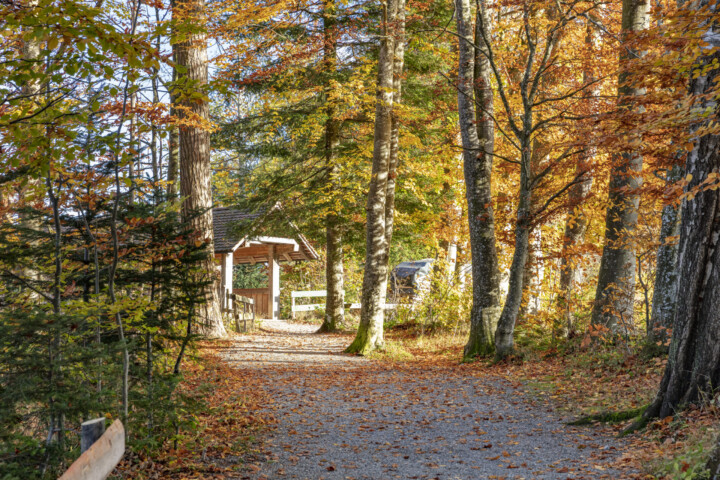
[212,207,319,262]
[212,207,261,254]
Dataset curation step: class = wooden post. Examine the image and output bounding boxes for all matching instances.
[233,294,240,332]
[251,299,255,329]
[242,301,247,332]
[221,252,233,310]
[59,419,124,480]
[267,245,280,319]
[81,418,105,453]
[291,294,295,321]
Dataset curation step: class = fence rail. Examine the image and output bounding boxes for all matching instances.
[291,290,403,319]
[224,291,255,332]
[58,419,124,480]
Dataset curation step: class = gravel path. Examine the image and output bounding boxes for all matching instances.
[222,319,637,480]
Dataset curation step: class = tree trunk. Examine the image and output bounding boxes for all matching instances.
[319,0,344,333]
[167,64,179,201]
[557,20,596,336]
[346,0,404,355]
[381,0,405,297]
[557,158,593,335]
[322,217,344,332]
[647,164,682,349]
[460,0,502,359]
[591,0,650,333]
[175,0,225,337]
[642,22,720,421]
[494,148,532,358]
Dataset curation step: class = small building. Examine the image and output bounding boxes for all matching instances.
[213,207,319,319]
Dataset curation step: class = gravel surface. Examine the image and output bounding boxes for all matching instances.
[222,319,637,480]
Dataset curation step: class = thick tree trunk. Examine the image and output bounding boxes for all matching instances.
[642,25,720,422]
[346,0,404,355]
[167,66,179,201]
[459,0,502,359]
[591,0,650,332]
[647,165,682,348]
[319,0,344,333]
[175,0,225,337]
[494,149,532,358]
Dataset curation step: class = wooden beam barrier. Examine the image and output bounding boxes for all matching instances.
[229,293,255,332]
[58,419,124,480]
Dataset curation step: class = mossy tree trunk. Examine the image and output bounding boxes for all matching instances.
[346,0,405,355]
[642,10,720,423]
[458,0,502,359]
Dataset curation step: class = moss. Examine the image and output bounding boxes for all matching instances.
[567,404,648,427]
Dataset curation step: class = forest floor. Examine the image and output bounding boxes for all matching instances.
[216,319,644,480]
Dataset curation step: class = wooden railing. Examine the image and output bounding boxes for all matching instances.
[225,291,255,332]
[290,290,402,319]
[58,418,124,480]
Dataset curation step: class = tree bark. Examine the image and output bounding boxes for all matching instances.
[382,0,405,300]
[557,20,596,336]
[346,0,404,354]
[175,0,225,337]
[494,148,532,358]
[319,0,344,333]
[647,165,682,349]
[459,0,502,359]
[591,0,650,333]
[167,65,180,201]
[642,20,720,421]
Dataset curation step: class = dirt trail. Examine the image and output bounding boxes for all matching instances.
[222,319,637,480]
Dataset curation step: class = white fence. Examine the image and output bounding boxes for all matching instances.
[291,290,403,318]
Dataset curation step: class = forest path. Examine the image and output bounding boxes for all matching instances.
[221,319,637,480]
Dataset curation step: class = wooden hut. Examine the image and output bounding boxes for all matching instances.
[213,207,319,319]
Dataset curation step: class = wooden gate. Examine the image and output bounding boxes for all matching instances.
[233,288,269,318]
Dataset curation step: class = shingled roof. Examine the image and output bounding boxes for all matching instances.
[212,207,260,254]
[212,207,319,262]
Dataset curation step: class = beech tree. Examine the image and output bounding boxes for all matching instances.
[641,0,720,424]
[346,0,406,354]
[591,0,651,333]
[455,0,502,358]
[464,0,599,358]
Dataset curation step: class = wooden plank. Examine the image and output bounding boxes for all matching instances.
[58,419,124,480]
[236,295,254,305]
[291,290,327,298]
[344,303,404,310]
[292,304,323,312]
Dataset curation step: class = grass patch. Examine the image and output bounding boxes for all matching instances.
[367,339,415,361]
